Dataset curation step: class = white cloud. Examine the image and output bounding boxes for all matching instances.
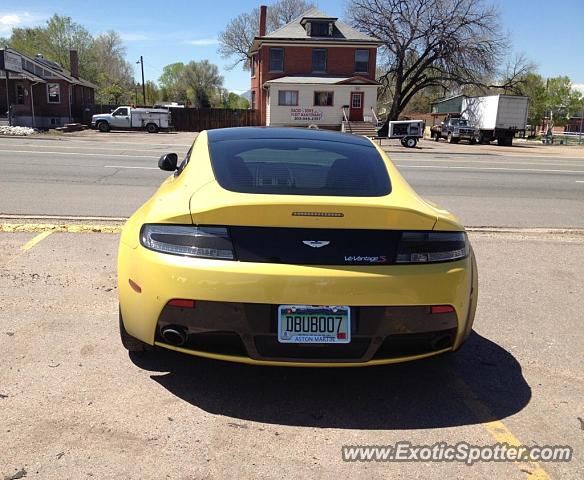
[184,38,218,46]
[0,13,27,33]
[120,32,148,42]
[0,12,46,34]
[572,83,584,95]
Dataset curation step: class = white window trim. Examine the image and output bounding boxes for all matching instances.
[47,83,61,104]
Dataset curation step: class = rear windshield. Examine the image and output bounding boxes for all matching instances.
[208,138,391,196]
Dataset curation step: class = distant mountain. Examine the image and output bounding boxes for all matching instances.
[238,90,251,102]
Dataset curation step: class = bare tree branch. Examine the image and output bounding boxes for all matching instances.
[347,0,516,120]
[218,0,315,71]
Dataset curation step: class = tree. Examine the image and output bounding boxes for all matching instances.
[348,0,529,120]
[224,92,250,109]
[5,16,133,105]
[512,73,583,130]
[145,80,161,105]
[544,76,583,125]
[218,0,314,69]
[181,60,224,108]
[515,72,547,128]
[91,31,134,104]
[159,60,224,107]
[10,15,94,77]
[159,62,188,102]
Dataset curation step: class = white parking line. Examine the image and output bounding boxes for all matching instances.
[394,157,584,167]
[104,165,159,170]
[0,149,152,158]
[395,164,584,174]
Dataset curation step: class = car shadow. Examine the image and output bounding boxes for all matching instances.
[129,331,530,430]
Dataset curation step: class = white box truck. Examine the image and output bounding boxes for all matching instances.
[91,106,171,133]
[462,95,528,146]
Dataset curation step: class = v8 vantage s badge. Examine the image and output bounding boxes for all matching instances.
[344,255,388,264]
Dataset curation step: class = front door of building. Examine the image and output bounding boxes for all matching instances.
[349,92,364,121]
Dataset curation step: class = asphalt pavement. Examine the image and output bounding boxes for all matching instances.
[0,132,583,227]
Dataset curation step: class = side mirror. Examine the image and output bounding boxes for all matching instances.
[158,153,178,171]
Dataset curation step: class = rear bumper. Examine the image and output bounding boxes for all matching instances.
[155,302,457,364]
[118,243,477,365]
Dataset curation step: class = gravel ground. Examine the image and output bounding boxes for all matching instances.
[0,231,582,479]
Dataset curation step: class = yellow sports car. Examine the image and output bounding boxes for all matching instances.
[118,127,477,366]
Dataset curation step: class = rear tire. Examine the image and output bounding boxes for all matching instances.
[97,121,110,133]
[146,123,159,134]
[434,132,440,142]
[119,309,148,352]
[405,137,417,148]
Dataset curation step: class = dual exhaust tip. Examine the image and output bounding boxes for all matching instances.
[160,326,187,346]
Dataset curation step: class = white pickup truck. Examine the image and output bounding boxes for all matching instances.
[91,106,171,133]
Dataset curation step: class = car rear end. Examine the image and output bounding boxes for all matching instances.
[118,128,477,366]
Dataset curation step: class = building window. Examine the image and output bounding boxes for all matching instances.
[15,84,25,105]
[250,55,256,77]
[355,49,370,73]
[269,48,284,72]
[47,83,61,103]
[314,91,333,106]
[251,91,256,110]
[309,21,332,37]
[278,90,298,106]
[312,49,327,73]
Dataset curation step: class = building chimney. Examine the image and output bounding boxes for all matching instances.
[69,49,79,79]
[259,5,267,37]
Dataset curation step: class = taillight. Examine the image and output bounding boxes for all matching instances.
[140,225,234,260]
[396,231,468,263]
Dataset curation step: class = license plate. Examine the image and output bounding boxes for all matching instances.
[277,305,351,344]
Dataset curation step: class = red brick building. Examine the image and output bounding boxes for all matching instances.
[1,48,96,128]
[249,6,381,129]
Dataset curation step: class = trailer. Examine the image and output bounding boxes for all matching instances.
[377,119,425,148]
[462,95,528,146]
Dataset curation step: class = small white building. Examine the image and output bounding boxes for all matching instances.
[265,75,380,128]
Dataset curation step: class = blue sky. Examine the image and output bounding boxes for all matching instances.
[1,0,583,94]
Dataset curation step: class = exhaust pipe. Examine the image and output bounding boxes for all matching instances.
[161,326,187,346]
[430,333,453,351]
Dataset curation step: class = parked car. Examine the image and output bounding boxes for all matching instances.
[117,127,478,366]
[431,117,478,144]
[462,95,528,146]
[91,106,171,133]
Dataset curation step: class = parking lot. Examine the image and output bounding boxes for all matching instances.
[1,132,583,479]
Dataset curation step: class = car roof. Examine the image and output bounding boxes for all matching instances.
[207,127,375,147]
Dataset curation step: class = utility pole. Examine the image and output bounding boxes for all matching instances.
[136,56,146,105]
